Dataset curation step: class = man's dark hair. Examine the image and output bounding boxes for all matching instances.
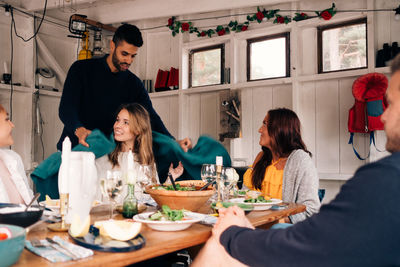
[391,54,400,75]
[112,24,143,48]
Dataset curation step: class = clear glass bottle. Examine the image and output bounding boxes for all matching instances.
[122,183,138,218]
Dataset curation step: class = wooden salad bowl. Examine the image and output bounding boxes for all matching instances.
[145,180,214,212]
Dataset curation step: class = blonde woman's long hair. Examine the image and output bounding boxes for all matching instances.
[108,103,155,169]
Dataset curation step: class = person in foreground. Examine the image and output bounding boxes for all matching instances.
[58,23,191,152]
[192,55,400,267]
[242,108,320,223]
[96,103,183,203]
[0,104,34,204]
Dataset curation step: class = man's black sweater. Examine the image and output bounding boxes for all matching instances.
[57,55,172,150]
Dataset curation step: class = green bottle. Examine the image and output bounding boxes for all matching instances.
[122,183,138,218]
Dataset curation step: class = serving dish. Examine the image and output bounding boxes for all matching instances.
[133,211,204,231]
[229,198,282,211]
[145,180,214,211]
[69,225,145,252]
[0,203,44,227]
[0,224,26,267]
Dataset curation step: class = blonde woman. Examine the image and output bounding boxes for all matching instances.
[96,103,183,203]
[0,104,34,204]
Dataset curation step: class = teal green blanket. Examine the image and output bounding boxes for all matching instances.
[152,131,231,183]
[32,130,231,201]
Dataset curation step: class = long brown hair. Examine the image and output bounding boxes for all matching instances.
[108,103,155,169]
[252,108,311,190]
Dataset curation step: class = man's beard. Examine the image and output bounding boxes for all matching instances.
[386,136,400,153]
[112,50,129,72]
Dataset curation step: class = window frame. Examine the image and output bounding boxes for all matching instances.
[317,18,368,74]
[246,32,290,82]
[189,44,225,88]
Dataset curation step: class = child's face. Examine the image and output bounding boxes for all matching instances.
[0,110,14,147]
[113,109,134,143]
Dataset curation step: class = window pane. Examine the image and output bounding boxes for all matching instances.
[250,37,287,80]
[322,23,367,72]
[192,48,221,87]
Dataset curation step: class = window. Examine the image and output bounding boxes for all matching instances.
[189,44,224,87]
[247,33,290,81]
[318,18,367,73]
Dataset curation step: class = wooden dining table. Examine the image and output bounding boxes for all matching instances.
[15,202,305,267]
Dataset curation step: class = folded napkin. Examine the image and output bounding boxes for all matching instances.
[25,236,93,263]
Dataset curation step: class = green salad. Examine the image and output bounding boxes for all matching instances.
[244,196,272,203]
[148,205,186,221]
[153,184,196,191]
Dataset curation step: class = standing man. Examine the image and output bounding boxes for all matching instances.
[192,54,400,266]
[57,24,191,151]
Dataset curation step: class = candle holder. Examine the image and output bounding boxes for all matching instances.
[216,165,222,205]
[47,193,70,232]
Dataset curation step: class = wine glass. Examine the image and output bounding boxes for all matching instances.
[136,165,156,203]
[100,170,123,219]
[221,167,239,201]
[200,164,216,183]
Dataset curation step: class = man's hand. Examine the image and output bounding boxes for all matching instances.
[212,206,254,239]
[169,161,184,180]
[75,127,92,147]
[177,137,192,152]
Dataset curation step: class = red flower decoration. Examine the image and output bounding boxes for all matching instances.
[241,25,248,31]
[200,31,206,37]
[168,18,174,27]
[276,16,285,24]
[320,10,332,20]
[256,11,264,21]
[181,23,190,31]
[217,29,226,36]
[300,13,306,17]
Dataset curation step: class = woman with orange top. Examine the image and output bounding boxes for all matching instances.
[243,108,320,223]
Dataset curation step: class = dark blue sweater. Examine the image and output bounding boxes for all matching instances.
[57,56,172,150]
[221,152,400,267]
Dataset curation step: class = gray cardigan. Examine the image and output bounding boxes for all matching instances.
[283,149,320,223]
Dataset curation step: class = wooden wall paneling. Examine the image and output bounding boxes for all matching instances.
[187,94,201,144]
[272,85,292,109]
[239,89,254,165]
[315,80,340,173]
[338,77,366,173]
[146,32,174,82]
[251,87,273,161]
[300,28,317,76]
[374,0,391,51]
[297,82,316,163]
[34,94,62,162]
[200,92,218,139]
[150,96,179,138]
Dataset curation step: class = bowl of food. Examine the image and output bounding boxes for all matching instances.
[0,224,26,267]
[145,180,214,212]
[0,203,44,227]
[133,205,204,231]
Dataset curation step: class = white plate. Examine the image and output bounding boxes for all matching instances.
[229,198,282,211]
[133,211,204,231]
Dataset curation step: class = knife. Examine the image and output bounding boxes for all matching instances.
[45,237,79,260]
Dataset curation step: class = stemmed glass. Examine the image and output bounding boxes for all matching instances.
[221,167,239,201]
[201,164,218,201]
[136,165,156,203]
[201,164,216,183]
[100,170,123,219]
